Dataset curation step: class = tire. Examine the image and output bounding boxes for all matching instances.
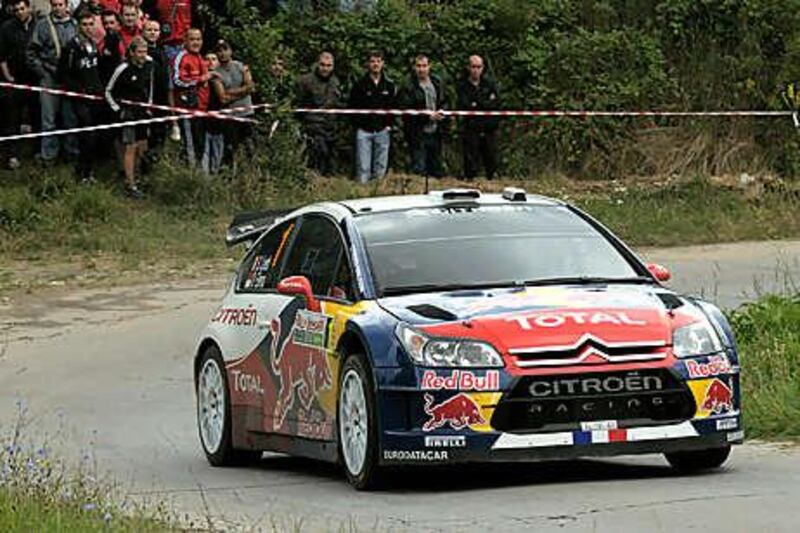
[337,352,383,490]
[196,345,261,466]
[665,445,731,472]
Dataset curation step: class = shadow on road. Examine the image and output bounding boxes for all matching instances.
[251,454,728,493]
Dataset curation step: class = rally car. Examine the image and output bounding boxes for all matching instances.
[194,187,742,489]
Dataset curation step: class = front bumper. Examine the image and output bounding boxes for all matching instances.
[380,417,743,465]
[375,356,743,466]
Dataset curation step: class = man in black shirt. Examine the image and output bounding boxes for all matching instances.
[0,0,36,169]
[142,18,169,162]
[456,54,500,180]
[297,50,342,176]
[105,36,153,198]
[60,8,102,181]
[401,54,447,178]
[348,50,397,183]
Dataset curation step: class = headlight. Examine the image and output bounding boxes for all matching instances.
[395,323,504,367]
[672,320,723,358]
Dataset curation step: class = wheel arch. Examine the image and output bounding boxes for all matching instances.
[194,338,221,388]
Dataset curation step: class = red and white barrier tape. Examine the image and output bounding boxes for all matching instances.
[0,114,190,142]
[0,81,266,123]
[293,107,793,117]
[2,81,791,118]
[1,81,795,144]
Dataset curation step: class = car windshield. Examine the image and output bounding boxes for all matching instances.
[354,204,642,296]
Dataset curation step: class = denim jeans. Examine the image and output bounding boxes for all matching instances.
[40,74,78,161]
[355,127,390,183]
[202,132,224,174]
[181,117,206,167]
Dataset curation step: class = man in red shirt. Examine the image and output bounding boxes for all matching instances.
[173,27,216,166]
[151,0,190,51]
[119,3,141,49]
[147,0,190,141]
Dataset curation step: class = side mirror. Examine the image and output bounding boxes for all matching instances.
[646,263,671,282]
[276,275,321,312]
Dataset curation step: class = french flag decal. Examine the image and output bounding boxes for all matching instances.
[493,422,698,449]
[572,429,629,445]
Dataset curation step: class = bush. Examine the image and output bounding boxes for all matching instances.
[0,187,41,231]
[210,0,800,178]
[66,186,116,224]
[728,294,800,439]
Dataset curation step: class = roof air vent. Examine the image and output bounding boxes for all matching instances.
[502,187,527,201]
[435,188,481,201]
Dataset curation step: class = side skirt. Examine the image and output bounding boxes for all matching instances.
[231,404,338,463]
[246,431,339,464]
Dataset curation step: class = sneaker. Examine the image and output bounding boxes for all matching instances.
[79,172,97,185]
[169,122,181,142]
[7,157,20,170]
[125,185,144,199]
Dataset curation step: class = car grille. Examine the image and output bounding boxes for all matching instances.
[508,335,668,368]
[491,369,695,433]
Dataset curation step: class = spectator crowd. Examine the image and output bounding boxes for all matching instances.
[0,0,502,196]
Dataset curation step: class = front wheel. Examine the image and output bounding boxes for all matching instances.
[337,353,382,490]
[665,445,731,472]
[196,345,261,466]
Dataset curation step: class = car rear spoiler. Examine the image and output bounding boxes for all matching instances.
[225,208,295,247]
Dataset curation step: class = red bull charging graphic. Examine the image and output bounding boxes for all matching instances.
[422,393,486,431]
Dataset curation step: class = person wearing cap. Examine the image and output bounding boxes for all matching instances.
[209,38,254,170]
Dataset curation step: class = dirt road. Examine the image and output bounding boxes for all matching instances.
[1,240,799,531]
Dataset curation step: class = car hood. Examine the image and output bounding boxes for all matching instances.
[378,284,698,356]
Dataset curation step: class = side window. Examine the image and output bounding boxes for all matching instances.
[238,221,295,292]
[281,216,353,299]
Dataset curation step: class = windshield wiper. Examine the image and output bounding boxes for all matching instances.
[522,276,654,287]
[381,281,519,297]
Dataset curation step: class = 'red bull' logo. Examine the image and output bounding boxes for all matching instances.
[686,355,731,379]
[701,379,733,414]
[422,393,485,431]
[270,311,333,430]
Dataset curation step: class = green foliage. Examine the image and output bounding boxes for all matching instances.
[0,409,177,532]
[214,0,800,178]
[0,187,40,231]
[728,294,800,438]
[65,186,116,224]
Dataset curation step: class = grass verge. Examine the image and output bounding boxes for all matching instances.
[2,165,799,295]
[0,410,176,532]
[728,294,800,440]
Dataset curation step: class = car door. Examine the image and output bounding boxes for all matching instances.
[266,214,354,440]
[218,218,298,434]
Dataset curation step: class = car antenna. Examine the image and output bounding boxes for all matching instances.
[424,173,430,195]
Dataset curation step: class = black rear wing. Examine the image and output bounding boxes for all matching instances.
[225,208,296,247]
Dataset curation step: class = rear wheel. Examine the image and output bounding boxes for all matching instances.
[665,445,731,472]
[196,345,261,466]
[337,353,382,490]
